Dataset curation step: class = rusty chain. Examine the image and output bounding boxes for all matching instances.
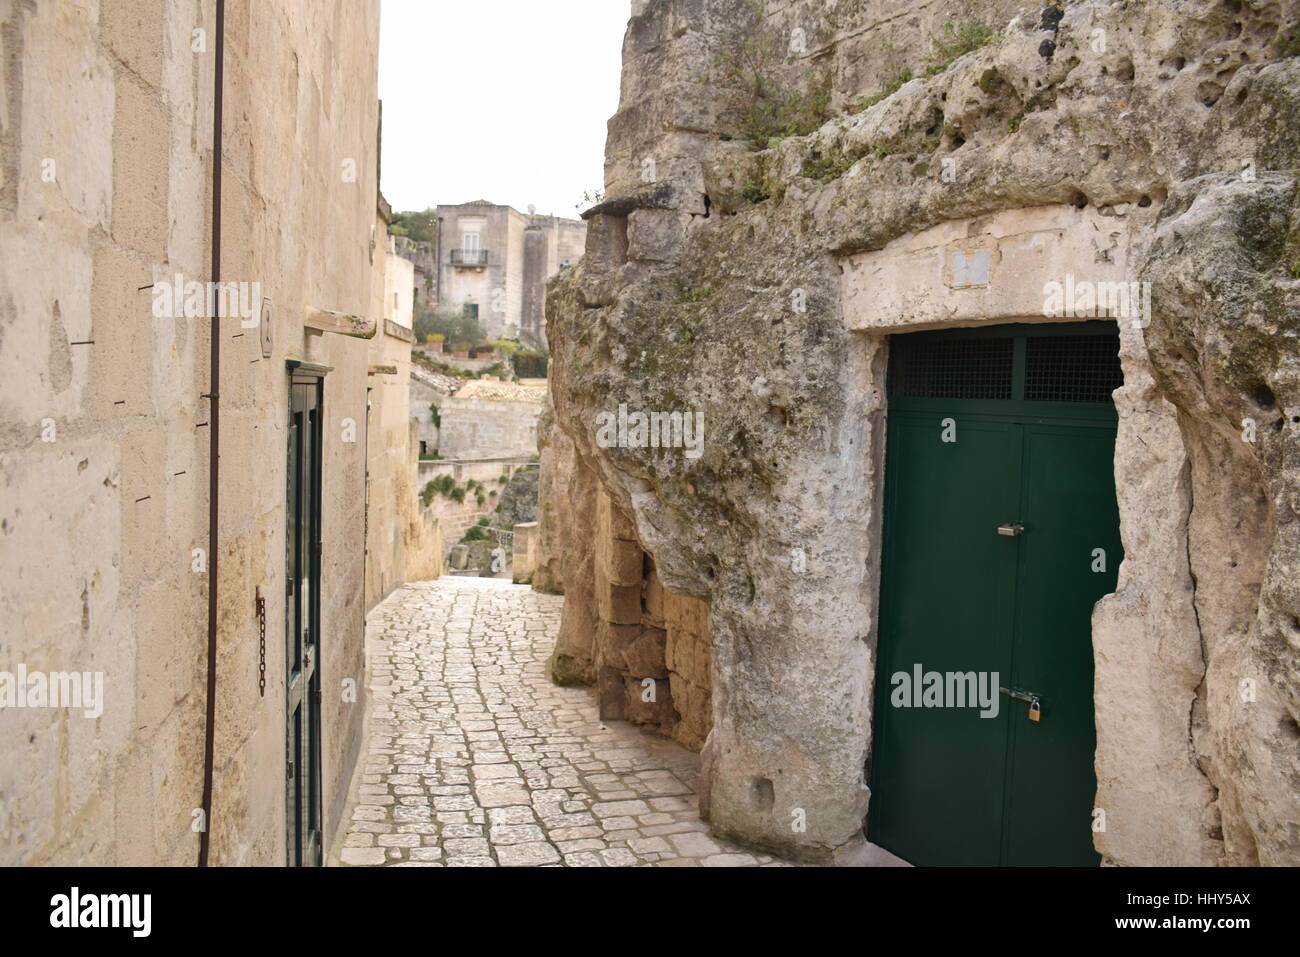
[256,587,266,696]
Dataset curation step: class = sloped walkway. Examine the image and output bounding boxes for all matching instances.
[334,576,785,866]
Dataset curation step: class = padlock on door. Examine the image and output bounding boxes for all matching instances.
[1028,697,1042,722]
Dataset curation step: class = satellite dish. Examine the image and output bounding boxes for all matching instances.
[527,204,536,215]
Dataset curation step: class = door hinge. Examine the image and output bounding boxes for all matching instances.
[312,541,322,556]
[287,576,295,597]
[286,759,294,780]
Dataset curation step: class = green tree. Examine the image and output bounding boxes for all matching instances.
[413,304,484,347]
[388,207,439,243]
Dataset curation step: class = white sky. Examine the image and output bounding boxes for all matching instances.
[378,0,629,219]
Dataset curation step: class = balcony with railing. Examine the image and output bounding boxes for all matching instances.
[449,249,489,267]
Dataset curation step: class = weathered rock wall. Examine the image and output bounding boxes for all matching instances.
[536,398,606,691]
[537,389,714,747]
[539,469,715,750]
[533,396,578,595]
[1140,174,1300,865]
[547,0,1299,863]
[496,465,539,526]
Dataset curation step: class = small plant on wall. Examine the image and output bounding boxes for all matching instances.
[712,0,833,148]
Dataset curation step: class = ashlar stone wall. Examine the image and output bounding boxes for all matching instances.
[539,410,713,752]
[364,221,444,609]
[0,0,383,864]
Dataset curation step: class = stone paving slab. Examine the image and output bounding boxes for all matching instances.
[332,576,788,867]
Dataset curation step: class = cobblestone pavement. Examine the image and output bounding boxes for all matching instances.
[334,576,786,867]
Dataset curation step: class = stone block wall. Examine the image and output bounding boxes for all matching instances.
[402,420,444,583]
[512,522,540,583]
[663,588,711,752]
[426,499,497,556]
[437,396,541,460]
[392,235,436,303]
[0,0,383,864]
[578,490,714,752]
[408,373,444,455]
[417,459,529,556]
[364,234,442,608]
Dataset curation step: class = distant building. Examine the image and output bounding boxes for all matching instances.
[391,235,435,306]
[365,226,442,613]
[437,379,547,460]
[383,234,415,331]
[408,364,462,458]
[431,201,586,344]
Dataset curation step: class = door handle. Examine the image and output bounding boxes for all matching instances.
[997,523,1025,537]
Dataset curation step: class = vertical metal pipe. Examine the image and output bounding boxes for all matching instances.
[199,0,225,868]
[434,215,442,305]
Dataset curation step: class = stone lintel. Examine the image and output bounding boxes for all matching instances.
[305,306,377,339]
[839,204,1153,333]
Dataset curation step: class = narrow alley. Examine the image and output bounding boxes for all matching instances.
[6,0,1296,924]
[336,577,785,867]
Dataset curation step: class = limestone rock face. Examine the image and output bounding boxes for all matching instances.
[495,465,539,527]
[533,398,570,595]
[547,0,1300,863]
[1141,174,1300,866]
[535,396,601,684]
[1091,329,1213,867]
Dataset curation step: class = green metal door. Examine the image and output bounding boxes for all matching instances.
[287,368,325,867]
[869,323,1123,866]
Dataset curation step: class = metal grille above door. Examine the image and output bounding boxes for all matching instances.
[1024,334,1123,403]
[887,321,1122,419]
[889,336,1014,400]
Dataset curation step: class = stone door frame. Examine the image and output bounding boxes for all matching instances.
[841,202,1211,866]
